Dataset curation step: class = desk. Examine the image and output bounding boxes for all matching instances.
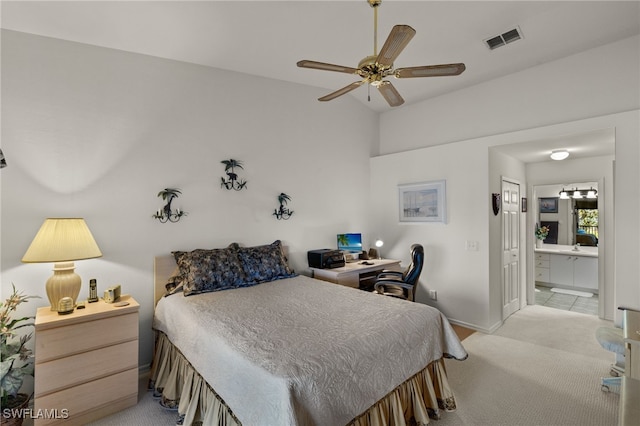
[310,258,401,289]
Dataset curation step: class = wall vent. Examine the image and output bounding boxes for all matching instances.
[484,26,523,50]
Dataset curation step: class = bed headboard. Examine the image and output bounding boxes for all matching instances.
[154,255,177,307]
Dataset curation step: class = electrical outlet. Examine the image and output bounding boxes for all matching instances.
[429,290,437,301]
[465,240,479,251]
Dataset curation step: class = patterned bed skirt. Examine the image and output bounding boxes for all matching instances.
[149,331,458,426]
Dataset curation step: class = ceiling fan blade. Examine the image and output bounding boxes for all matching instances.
[376,25,416,67]
[318,81,365,102]
[297,60,359,75]
[395,63,466,78]
[377,81,404,107]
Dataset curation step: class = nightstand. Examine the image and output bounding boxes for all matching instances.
[34,295,139,425]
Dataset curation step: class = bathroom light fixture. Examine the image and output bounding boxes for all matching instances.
[559,187,597,199]
[550,150,569,161]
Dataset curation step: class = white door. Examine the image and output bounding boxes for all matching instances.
[502,179,521,319]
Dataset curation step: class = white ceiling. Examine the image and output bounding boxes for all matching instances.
[1,1,636,160]
[2,1,638,114]
[493,127,616,163]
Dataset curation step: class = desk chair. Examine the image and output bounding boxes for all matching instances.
[374,244,424,302]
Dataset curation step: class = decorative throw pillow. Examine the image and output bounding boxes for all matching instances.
[237,240,297,284]
[172,244,247,296]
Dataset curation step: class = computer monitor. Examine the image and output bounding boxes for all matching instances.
[337,233,363,253]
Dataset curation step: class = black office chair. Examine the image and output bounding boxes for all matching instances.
[374,244,424,302]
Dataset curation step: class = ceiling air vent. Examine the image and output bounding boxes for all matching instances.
[484,26,523,50]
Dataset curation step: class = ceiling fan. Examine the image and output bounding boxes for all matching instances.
[297,0,466,107]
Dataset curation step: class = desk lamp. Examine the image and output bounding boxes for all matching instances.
[22,218,102,310]
[375,239,384,259]
[369,239,384,259]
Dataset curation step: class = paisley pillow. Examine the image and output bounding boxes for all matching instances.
[237,240,296,284]
[171,243,247,296]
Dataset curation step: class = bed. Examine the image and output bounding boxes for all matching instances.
[150,241,467,426]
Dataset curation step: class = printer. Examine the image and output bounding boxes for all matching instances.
[307,249,345,269]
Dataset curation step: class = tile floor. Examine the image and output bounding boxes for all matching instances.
[535,285,599,315]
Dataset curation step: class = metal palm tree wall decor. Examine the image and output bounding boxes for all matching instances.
[153,188,187,223]
[220,159,247,191]
[273,193,294,220]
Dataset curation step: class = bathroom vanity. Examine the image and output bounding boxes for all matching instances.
[534,244,598,292]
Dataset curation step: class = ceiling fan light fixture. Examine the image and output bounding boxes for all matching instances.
[297,0,465,107]
[550,149,569,161]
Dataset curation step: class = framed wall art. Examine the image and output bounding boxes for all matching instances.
[398,180,446,223]
[539,197,558,213]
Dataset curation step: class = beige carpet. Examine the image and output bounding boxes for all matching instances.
[89,305,619,426]
[439,305,619,426]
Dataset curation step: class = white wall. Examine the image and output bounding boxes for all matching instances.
[378,35,640,155]
[370,141,491,329]
[2,26,638,375]
[488,150,527,327]
[375,35,639,329]
[0,30,379,366]
[372,110,636,331]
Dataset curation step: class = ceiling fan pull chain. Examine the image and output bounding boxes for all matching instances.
[368,84,371,102]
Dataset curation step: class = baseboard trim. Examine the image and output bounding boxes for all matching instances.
[448,318,503,334]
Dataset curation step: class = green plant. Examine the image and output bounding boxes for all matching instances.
[1,284,38,407]
[535,225,550,240]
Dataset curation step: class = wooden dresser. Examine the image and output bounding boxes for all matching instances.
[34,295,139,425]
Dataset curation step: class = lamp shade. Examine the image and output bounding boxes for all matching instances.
[22,218,102,263]
[22,218,102,310]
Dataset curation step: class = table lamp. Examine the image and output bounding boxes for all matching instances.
[22,218,102,310]
[368,239,384,259]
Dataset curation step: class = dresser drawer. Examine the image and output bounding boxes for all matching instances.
[35,368,138,426]
[535,253,550,261]
[536,268,550,282]
[36,312,138,363]
[535,259,550,268]
[35,340,138,397]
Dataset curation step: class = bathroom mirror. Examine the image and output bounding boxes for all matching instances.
[536,182,598,246]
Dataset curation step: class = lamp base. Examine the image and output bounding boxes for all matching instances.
[46,262,81,311]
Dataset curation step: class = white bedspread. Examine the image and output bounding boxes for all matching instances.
[153,275,467,426]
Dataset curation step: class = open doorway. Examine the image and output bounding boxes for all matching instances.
[533,182,600,316]
[491,126,614,320]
